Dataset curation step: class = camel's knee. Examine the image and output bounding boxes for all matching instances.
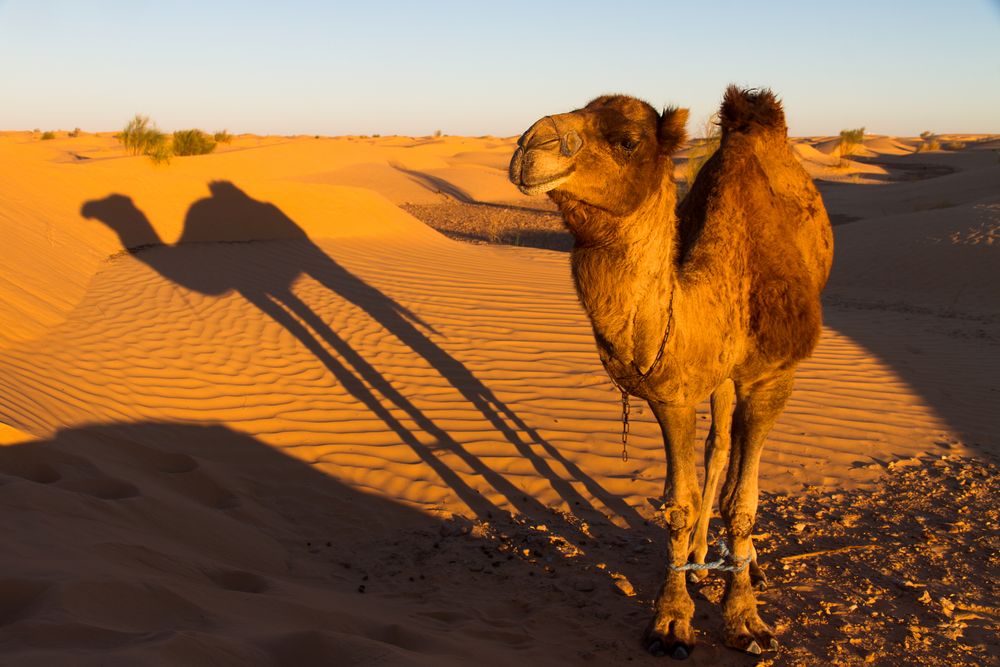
[663,500,699,534]
[720,508,755,539]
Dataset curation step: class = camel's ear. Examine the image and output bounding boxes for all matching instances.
[658,107,689,155]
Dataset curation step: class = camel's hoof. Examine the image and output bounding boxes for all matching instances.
[646,640,692,660]
[750,563,768,590]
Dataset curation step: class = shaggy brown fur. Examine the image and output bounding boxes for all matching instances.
[510,86,833,658]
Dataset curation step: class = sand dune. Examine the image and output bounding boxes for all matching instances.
[1,130,997,664]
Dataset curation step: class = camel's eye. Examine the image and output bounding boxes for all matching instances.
[616,137,639,152]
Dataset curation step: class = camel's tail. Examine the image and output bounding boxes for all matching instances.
[718,85,786,137]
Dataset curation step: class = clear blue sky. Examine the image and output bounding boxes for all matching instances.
[2,0,998,137]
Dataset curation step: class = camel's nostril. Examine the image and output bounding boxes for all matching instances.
[561,130,583,157]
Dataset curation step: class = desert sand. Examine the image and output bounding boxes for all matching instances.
[0,129,996,665]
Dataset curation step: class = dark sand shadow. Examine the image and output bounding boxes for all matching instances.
[813,153,1000,460]
[0,421,651,664]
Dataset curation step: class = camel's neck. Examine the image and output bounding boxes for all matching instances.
[559,181,682,378]
[113,210,164,251]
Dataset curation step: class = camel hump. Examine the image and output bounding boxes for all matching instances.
[718,85,786,136]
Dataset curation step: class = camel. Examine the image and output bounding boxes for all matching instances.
[509,86,833,657]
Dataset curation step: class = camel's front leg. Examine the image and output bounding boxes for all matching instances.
[645,402,699,659]
[719,371,795,654]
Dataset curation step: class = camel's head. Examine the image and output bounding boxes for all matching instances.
[81,194,158,250]
[509,96,688,216]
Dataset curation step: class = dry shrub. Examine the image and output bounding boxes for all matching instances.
[915,134,941,153]
[684,113,721,187]
[838,127,865,157]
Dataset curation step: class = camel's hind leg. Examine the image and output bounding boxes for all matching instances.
[687,379,767,588]
[687,379,733,581]
[719,370,795,654]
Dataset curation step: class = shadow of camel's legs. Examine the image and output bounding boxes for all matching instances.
[262,288,563,522]
[311,267,644,528]
[470,384,646,529]
[245,290,499,518]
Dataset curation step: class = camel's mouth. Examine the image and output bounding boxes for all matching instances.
[509,146,575,195]
[515,172,573,196]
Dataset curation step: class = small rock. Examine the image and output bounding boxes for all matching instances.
[939,597,956,618]
[612,573,636,597]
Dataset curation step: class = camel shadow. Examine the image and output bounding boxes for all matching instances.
[0,420,663,663]
[81,182,641,528]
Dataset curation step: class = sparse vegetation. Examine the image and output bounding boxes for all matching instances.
[171,129,216,156]
[147,141,172,165]
[838,127,865,157]
[434,129,442,138]
[944,141,966,151]
[915,132,941,152]
[117,114,167,157]
[68,127,81,138]
[684,113,721,189]
[213,129,233,144]
[40,131,56,140]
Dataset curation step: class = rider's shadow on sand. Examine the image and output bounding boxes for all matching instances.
[82,181,639,526]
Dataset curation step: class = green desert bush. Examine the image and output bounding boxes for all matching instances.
[117,114,167,156]
[147,141,172,165]
[838,127,865,156]
[171,129,216,156]
[213,129,233,144]
[40,131,56,140]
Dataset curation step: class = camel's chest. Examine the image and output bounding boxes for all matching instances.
[575,273,742,405]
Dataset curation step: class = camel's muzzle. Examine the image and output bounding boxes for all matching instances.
[509,114,582,195]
